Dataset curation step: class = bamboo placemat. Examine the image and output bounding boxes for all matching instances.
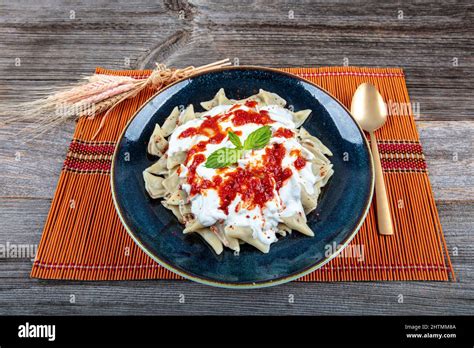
[30,66,454,281]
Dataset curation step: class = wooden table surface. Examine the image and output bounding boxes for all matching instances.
[0,0,472,315]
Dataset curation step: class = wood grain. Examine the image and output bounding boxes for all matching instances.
[0,0,472,315]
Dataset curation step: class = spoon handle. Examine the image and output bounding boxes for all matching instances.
[370,131,394,235]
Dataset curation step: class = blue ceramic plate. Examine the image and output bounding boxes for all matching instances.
[111,66,374,288]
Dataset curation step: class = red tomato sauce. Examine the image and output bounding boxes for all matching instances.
[290,149,307,170]
[199,143,293,214]
[294,156,307,170]
[232,109,273,126]
[178,115,222,139]
[187,154,224,196]
[179,109,296,213]
[179,114,227,163]
[273,127,294,138]
[244,100,258,108]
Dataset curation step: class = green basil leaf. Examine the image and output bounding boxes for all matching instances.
[205,148,242,169]
[243,125,272,150]
[228,131,242,149]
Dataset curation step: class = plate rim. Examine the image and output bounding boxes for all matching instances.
[110,65,375,289]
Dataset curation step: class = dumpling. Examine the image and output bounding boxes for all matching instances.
[167,151,187,170]
[299,127,332,156]
[178,104,196,125]
[281,213,314,237]
[292,109,312,127]
[300,185,318,214]
[193,111,205,118]
[179,203,192,216]
[225,226,270,253]
[178,204,193,224]
[147,124,168,156]
[306,148,328,166]
[277,223,292,237]
[183,218,206,234]
[196,228,223,255]
[165,189,187,205]
[162,172,180,193]
[319,163,334,186]
[222,226,241,252]
[144,155,168,176]
[312,180,322,199]
[143,171,166,199]
[255,89,287,107]
[200,88,233,110]
[161,106,180,137]
[162,201,184,224]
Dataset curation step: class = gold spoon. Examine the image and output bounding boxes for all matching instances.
[351,82,394,235]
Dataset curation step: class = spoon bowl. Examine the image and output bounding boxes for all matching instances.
[351,82,394,236]
[351,83,388,132]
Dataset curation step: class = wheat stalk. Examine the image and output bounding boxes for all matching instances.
[0,59,232,140]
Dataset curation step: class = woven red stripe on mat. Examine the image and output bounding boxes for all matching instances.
[298,71,405,78]
[381,157,427,171]
[378,143,423,154]
[63,157,111,172]
[69,142,116,156]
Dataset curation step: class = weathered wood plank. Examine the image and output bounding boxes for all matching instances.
[0,0,472,120]
[0,278,472,315]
